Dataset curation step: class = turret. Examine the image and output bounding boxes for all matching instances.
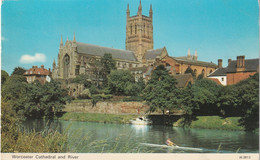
[72,32,77,51]
[194,50,198,60]
[60,35,63,49]
[126,3,130,17]
[149,4,153,18]
[52,59,56,70]
[138,0,142,15]
[187,48,191,57]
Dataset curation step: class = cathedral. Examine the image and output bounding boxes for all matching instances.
[52,1,218,90]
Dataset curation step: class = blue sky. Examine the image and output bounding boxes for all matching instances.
[1,0,259,74]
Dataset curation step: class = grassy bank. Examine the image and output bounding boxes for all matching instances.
[59,112,136,124]
[173,116,245,131]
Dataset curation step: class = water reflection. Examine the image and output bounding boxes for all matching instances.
[22,120,259,153]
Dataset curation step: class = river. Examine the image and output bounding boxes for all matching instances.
[22,119,259,153]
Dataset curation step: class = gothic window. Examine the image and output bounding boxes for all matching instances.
[135,25,137,34]
[147,25,149,37]
[130,25,133,35]
[63,54,70,79]
[144,24,145,36]
[209,70,213,74]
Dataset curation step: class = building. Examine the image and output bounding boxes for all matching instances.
[207,59,227,85]
[23,65,51,84]
[208,56,259,85]
[52,1,218,88]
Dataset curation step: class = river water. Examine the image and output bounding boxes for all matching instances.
[22,119,259,153]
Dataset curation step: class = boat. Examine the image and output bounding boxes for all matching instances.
[130,117,152,125]
[140,143,204,152]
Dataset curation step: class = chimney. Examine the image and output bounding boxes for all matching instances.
[41,65,44,69]
[228,59,232,65]
[236,55,245,72]
[218,59,222,68]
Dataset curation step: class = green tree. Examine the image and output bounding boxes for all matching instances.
[107,70,140,96]
[219,73,259,131]
[71,74,91,88]
[1,75,28,116]
[22,80,70,119]
[11,67,27,76]
[180,82,197,115]
[136,77,146,91]
[100,53,116,86]
[143,65,180,115]
[1,70,9,85]
[191,78,222,116]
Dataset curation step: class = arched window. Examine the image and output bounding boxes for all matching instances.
[130,25,132,35]
[147,25,149,37]
[144,24,145,36]
[135,25,137,34]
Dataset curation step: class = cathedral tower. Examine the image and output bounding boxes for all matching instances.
[125,1,154,62]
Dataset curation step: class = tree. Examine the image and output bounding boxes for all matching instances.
[22,80,70,119]
[100,53,117,87]
[107,70,140,96]
[143,65,180,115]
[136,77,146,91]
[71,74,91,88]
[179,82,197,115]
[11,67,27,76]
[1,70,9,85]
[191,78,222,116]
[219,73,259,131]
[1,75,28,118]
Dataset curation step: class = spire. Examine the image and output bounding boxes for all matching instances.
[60,35,63,48]
[66,36,69,42]
[138,0,142,15]
[149,4,153,17]
[188,48,191,57]
[73,32,76,42]
[126,3,130,17]
[52,59,56,69]
[194,50,198,60]
[72,32,77,49]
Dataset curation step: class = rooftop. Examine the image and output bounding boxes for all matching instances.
[76,42,138,62]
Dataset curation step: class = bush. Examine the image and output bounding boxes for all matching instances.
[123,96,144,102]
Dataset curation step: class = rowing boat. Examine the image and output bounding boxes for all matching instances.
[140,143,204,152]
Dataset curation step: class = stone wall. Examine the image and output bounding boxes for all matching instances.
[64,101,149,114]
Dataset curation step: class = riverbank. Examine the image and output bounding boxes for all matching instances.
[58,112,136,124]
[173,116,245,131]
[58,112,250,131]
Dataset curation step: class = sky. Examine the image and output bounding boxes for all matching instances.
[1,0,259,74]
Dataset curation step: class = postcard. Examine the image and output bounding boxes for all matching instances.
[1,0,259,160]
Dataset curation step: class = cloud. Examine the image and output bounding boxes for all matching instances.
[1,37,8,41]
[20,53,46,64]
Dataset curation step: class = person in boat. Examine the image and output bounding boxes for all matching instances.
[166,138,176,146]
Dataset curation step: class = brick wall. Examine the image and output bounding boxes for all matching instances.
[227,72,257,85]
